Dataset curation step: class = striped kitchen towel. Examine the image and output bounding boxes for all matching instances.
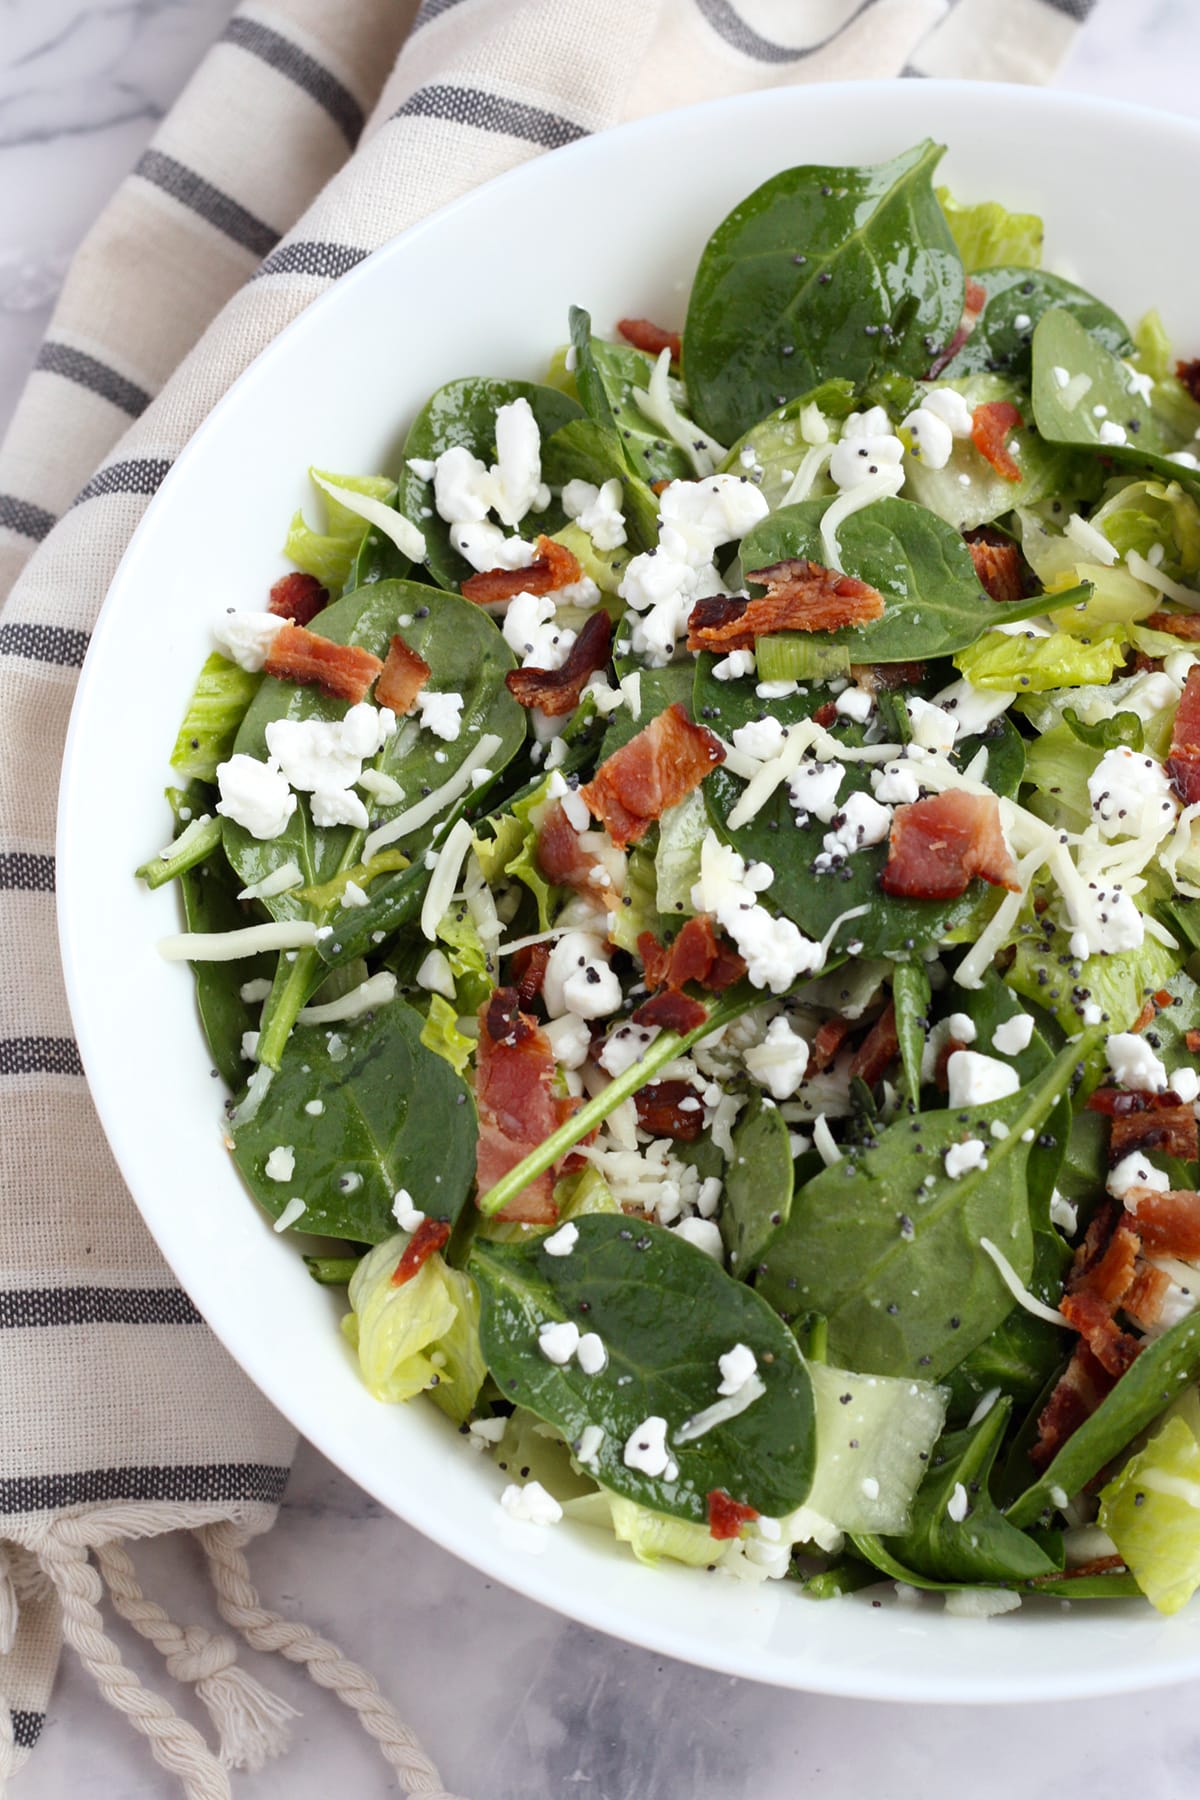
[0,1,1096,1795]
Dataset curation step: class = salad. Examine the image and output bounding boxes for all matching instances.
[141,139,1200,1614]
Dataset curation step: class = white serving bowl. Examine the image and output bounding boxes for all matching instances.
[59,80,1200,1703]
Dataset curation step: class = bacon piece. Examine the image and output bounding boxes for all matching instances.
[851,660,927,693]
[1088,1085,1183,1116]
[1146,610,1200,641]
[1132,996,1158,1034]
[580,703,725,848]
[1030,1342,1115,1471]
[1166,664,1200,804]
[813,701,838,727]
[687,562,885,652]
[637,915,746,996]
[618,317,682,362]
[1070,1214,1140,1309]
[880,790,1019,901]
[849,1002,899,1086]
[1060,1289,1141,1377]
[535,801,606,897]
[511,942,551,1009]
[810,1016,850,1073]
[461,535,583,606]
[474,988,560,1224]
[268,570,328,626]
[1127,1189,1200,1261]
[1123,1261,1173,1331]
[707,1490,759,1541]
[634,1079,705,1141]
[375,633,430,715]
[971,401,1024,482]
[632,990,709,1033]
[933,1036,968,1093]
[967,536,1025,603]
[505,610,613,716]
[927,279,988,379]
[1189,1030,1200,1054]
[263,622,383,704]
[1109,1105,1198,1163]
[391,1218,452,1287]
[1177,359,1200,404]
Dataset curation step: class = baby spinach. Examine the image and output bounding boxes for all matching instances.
[892,960,930,1108]
[567,311,692,485]
[737,496,1062,664]
[879,1399,1059,1583]
[720,379,859,509]
[471,1214,816,1523]
[1007,1314,1200,1529]
[541,417,660,553]
[942,268,1130,379]
[231,996,476,1243]
[720,1092,794,1275]
[397,378,582,589]
[1031,308,1200,498]
[755,1035,1096,1381]
[684,141,965,443]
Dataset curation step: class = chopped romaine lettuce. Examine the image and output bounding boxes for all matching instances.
[955,625,1126,692]
[1134,309,1173,384]
[284,468,396,591]
[553,1165,621,1218]
[608,843,659,954]
[655,790,707,917]
[936,187,1043,272]
[1091,477,1200,581]
[805,1361,948,1535]
[343,1234,486,1424]
[1100,1414,1200,1615]
[473,778,561,931]
[420,994,474,1076]
[170,653,262,782]
[566,1490,723,1568]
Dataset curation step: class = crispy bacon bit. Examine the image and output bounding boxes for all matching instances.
[536,801,605,895]
[707,1489,759,1541]
[687,561,885,651]
[1131,997,1158,1034]
[1188,1030,1200,1054]
[634,1079,705,1140]
[506,610,614,716]
[461,535,583,606]
[1177,359,1200,404]
[810,1017,851,1073]
[851,660,927,693]
[971,401,1024,482]
[580,703,725,848]
[1069,1211,1140,1309]
[650,478,672,497]
[475,989,560,1223]
[638,915,746,996]
[263,623,383,705]
[927,280,988,379]
[1110,1105,1199,1163]
[1087,1086,1182,1117]
[967,536,1025,603]
[511,942,551,1009]
[268,570,328,626]
[1146,609,1200,641]
[1166,664,1200,804]
[391,1218,452,1286]
[880,790,1019,901]
[1060,1289,1141,1377]
[849,1002,899,1086]
[618,317,682,362]
[632,990,709,1033]
[1127,1189,1200,1261]
[934,1036,969,1092]
[1123,1261,1173,1331]
[375,633,430,715]
[1030,1342,1115,1471]
[813,701,838,727]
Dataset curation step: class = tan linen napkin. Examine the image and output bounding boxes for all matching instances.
[0,2,1094,1794]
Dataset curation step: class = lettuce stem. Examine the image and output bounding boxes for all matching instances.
[257,946,321,1069]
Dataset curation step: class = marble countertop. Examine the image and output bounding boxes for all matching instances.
[5,1,1200,1795]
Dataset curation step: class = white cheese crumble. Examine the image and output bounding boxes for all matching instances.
[1106,1032,1168,1093]
[623,1416,675,1479]
[717,1343,758,1396]
[212,610,282,672]
[1050,1192,1078,1235]
[946,1051,1020,1109]
[264,1145,295,1182]
[562,476,627,550]
[416,947,456,1000]
[392,1189,425,1232]
[215,754,297,840]
[1107,1152,1170,1200]
[543,1222,580,1257]
[815,790,892,870]
[416,690,464,742]
[272,1197,307,1233]
[1088,746,1177,841]
[947,1482,969,1523]
[576,1331,608,1375]
[576,1424,605,1465]
[991,1013,1034,1056]
[906,695,957,754]
[500,1481,562,1525]
[834,686,873,723]
[671,1217,724,1262]
[789,757,846,823]
[945,1139,988,1179]
[744,1014,810,1099]
[537,1320,581,1365]
[690,830,823,993]
[544,931,621,1020]
[829,407,906,491]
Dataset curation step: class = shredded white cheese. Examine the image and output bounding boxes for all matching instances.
[419,815,475,942]
[979,1236,1071,1328]
[363,732,503,858]
[158,920,320,961]
[632,348,726,477]
[310,471,426,563]
[236,860,304,901]
[297,970,397,1024]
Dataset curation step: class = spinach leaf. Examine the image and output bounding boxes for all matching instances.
[231,997,476,1243]
[755,1036,1095,1380]
[1031,309,1200,499]
[568,316,692,486]
[470,1214,816,1523]
[345,523,411,593]
[880,1399,1059,1583]
[1007,1314,1200,1528]
[720,1092,794,1275]
[941,267,1130,380]
[541,416,660,553]
[736,496,1061,664]
[1064,705,1144,753]
[1021,1570,1143,1600]
[892,960,930,1108]
[683,141,965,444]
[169,784,270,1090]
[720,379,859,509]
[396,378,582,589]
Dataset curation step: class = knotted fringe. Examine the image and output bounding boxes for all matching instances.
[0,1519,463,1800]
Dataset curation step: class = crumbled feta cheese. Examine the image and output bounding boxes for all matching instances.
[690,831,821,992]
[945,1138,988,1179]
[392,1188,425,1232]
[816,790,892,869]
[623,1416,674,1478]
[900,405,954,469]
[872,759,921,805]
[500,1480,562,1525]
[502,589,576,672]
[712,650,756,682]
[416,947,457,1001]
[921,387,975,437]
[671,1217,724,1262]
[829,409,906,491]
[543,1221,580,1258]
[835,686,873,723]
[932,678,1016,741]
[991,1013,1034,1056]
[562,476,627,551]
[1107,1152,1170,1200]
[491,397,546,525]
[1173,1067,1200,1104]
[266,704,393,815]
[1106,1032,1168,1093]
[272,1197,306,1232]
[1098,420,1128,447]
[544,1012,592,1071]
[717,1343,758,1396]
[732,715,788,763]
[213,610,282,671]
[789,758,846,823]
[340,879,369,908]
[744,1014,810,1099]
[919,1012,978,1082]
[576,1331,608,1374]
[264,1145,294,1182]
[906,695,957,754]
[467,1415,506,1446]
[216,754,297,840]
[1065,884,1145,961]
[311,786,369,829]
[416,690,464,741]
[598,1022,658,1077]
[449,519,535,572]
[946,1051,1020,1109]
[544,931,621,1020]
[1087,747,1176,841]
[538,1320,581,1365]
[1050,1191,1078,1234]
[576,1424,605,1464]
[947,1482,969,1523]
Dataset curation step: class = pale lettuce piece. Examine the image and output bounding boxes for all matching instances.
[420,994,474,1077]
[954,625,1126,693]
[1100,1414,1200,1615]
[496,1408,596,1500]
[170,653,262,782]
[1091,477,1200,582]
[1017,665,1182,759]
[655,790,707,917]
[343,1235,486,1424]
[937,187,1043,272]
[436,904,492,1012]
[1022,725,1099,833]
[806,1361,947,1535]
[1134,308,1173,384]
[903,373,1085,531]
[608,843,658,954]
[1008,917,1181,1038]
[552,521,629,595]
[285,468,396,590]
[565,1490,724,1568]
[553,1166,621,1219]
[473,776,559,931]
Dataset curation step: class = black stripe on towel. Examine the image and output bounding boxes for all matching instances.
[223,17,365,145]
[394,84,586,151]
[0,1038,84,1077]
[0,622,89,667]
[412,0,473,27]
[0,494,56,543]
[135,149,280,258]
[10,1712,44,1751]
[0,1464,290,1515]
[254,240,369,282]
[74,457,172,507]
[34,343,151,418]
[0,852,55,892]
[0,1288,205,1329]
[694,0,879,63]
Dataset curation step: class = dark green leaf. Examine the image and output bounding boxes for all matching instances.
[719,379,859,509]
[304,1255,361,1286]
[471,1214,815,1523]
[396,378,582,589]
[892,960,930,1108]
[567,312,692,486]
[541,416,660,552]
[684,141,965,442]
[231,998,476,1243]
[799,1558,881,1600]
[942,267,1130,379]
[720,1091,794,1275]
[1064,705,1144,753]
[756,1036,1095,1380]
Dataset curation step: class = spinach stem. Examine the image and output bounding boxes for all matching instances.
[257,946,321,1069]
[476,990,757,1217]
[136,814,222,890]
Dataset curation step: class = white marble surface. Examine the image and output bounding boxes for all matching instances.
[6,0,1200,1795]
